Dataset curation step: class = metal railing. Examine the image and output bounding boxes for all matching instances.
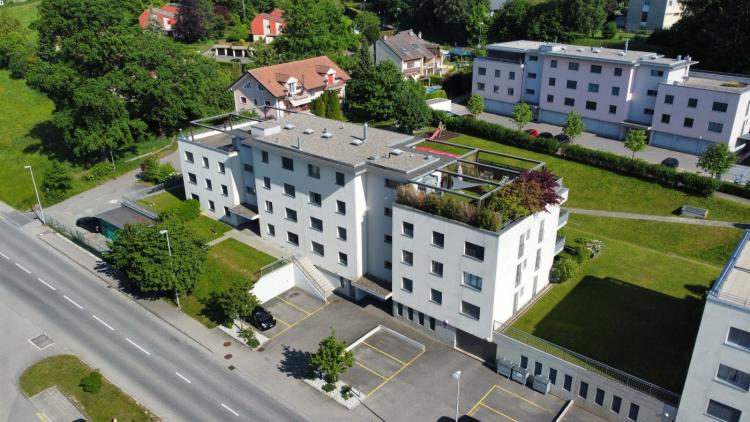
[255,256,291,278]
[554,235,566,255]
[121,199,159,221]
[124,178,183,202]
[558,209,570,228]
[46,216,108,256]
[290,256,327,299]
[709,290,750,309]
[494,322,681,406]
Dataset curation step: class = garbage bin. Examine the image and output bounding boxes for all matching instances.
[532,375,551,394]
[496,358,515,378]
[511,366,529,385]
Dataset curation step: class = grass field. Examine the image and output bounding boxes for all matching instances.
[19,355,155,422]
[4,0,40,28]
[181,238,276,327]
[447,134,750,222]
[512,215,739,391]
[137,187,186,214]
[185,215,231,242]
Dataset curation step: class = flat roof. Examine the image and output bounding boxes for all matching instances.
[96,206,155,229]
[190,132,236,151]
[711,231,750,308]
[670,74,750,93]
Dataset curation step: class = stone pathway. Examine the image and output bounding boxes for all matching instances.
[566,207,749,228]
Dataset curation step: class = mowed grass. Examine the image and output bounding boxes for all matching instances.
[185,215,231,242]
[19,355,155,422]
[512,218,731,391]
[181,238,276,327]
[447,134,750,222]
[4,0,40,28]
[137,187,186,214]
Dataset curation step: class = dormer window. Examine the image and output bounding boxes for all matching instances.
[327,73,335,86]
[287,81,296,96]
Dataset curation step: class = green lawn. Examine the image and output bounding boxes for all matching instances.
[512,216,735,392]
[4,0,40,28]
[181,238,277,327]
[137,187,186,214]
[19,355,155,422]
[185,215,231,242]
[448,134,750,222]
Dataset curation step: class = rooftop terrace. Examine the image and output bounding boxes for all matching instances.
[710,230,750,308]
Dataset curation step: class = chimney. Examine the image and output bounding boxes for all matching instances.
[363,122,368,143]
[418,31,422,39]
[624,39,629,53]
[297,136,303,151]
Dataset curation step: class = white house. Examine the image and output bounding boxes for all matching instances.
[625,0,683,31]
[374,29,444,80]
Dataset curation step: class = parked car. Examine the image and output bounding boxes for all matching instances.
[538,132,554,139]
[554,134,570,143]
[525,128,540,138]
[661,157,679,168]
[249,306,276,331]
[76,217,101,233]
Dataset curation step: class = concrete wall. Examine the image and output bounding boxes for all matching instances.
[253,263,295,303]
[364,171,398,282]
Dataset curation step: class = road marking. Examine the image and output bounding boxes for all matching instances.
[479,402,519,421]
[37,278,56,291]
[366,349,425,398]
[278,297,312,315]
[15,262,31,274]
[468,385,497,416]
[92,315,114,331]
[175,372,192,384]
[35,412,49,422]
[362,341,407,365]
[220,403,239,417]
[268,301,330,340]
[354,362,388,380]
[63,295,84,310]
[0,251,8,259]
[126,338,151,356]
[494,385,554,414]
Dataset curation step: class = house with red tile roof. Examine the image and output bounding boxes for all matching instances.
[229,56,351,118]
[250,9,285,44]
[138,3,180,35]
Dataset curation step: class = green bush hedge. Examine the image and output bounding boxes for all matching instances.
[160,199,200,222]
[425,89,447,100]
[440,115,561,155]
[719,182,750,199]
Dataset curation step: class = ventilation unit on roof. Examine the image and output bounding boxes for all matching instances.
[303,128,315,134]
[321,129,333,139]
[283,123,295,130]
[592,48,601,53]
[351,139,364,145]
[576,47,584,52]
[618,51,626,56]
[391,149,404,156]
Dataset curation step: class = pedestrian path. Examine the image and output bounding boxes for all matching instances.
[566,207,748,228]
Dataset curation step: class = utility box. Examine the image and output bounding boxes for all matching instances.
[497,358,515,378]
[532,375,551,394]
[511,366,529,385]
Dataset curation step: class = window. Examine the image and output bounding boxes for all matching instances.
[515,263,522,287]
[664,94,674,104]
[464,242,485,261]
[564,97,575,107]
[585,101,597,111]
[285,208,297,222]
[401,277,413,292]
[338,252,348,266]
[384,178,400,189]
[547,94,554,103]
[185,151,194,163]
[430,289,442,304]
[191,193,199,201]
[590,64,602,74]
[240,96,247,104]
[460,301,480,320]
[550,59,558,68]
[304,164,320,179]
[311,241,324,256]
[224,206,230,217]
[429,317,436,330]
[611,396,622,413]
[548,77,556,86]
[535,249,542,270]
[644,108,654,115]
[717,364,750,391]
[432,231,444,248]
[650,69,664,77]
[402,222,414,237]
[568,62,579,71]
[509,71,515,80]
[579,381,589,399]
[407,307,413,320]
[595,389,605,406]
[188,173,197,184]
[397,303,403,316]
[208,200,215,212]
[244,164,254,173]
[478,67,486,76]
[281,157,294,171]
[384,207,392,217]
[609,105,617,114]
[727,327,750,349]
[528,55,538,62]
[534,362,542,375]
[628,403,639,421]
[336,200,346,214]
[525,89,535,95]
[418,312,424,326]
[384,234,392,244]
[611,86,620,96]
[494,69,500,77]
[337,226,347,241]
[335,172,345,186]
[518,234,525,258]
[257,83,264,91]
[431,261,443,277]
[402,250,413,265]
[205,179,213,190]
[283,183,295,197]
[527,72,537,79]
[688,98,698,108]
[548,368,557,384]
[309,191,321,206]
[661,114,671,124]
[646,89,658,96]
[463,272,483,291]
[264,200,273,213]
[713,101,729,112]
[263,177,271,189]
[563,375,572,391]
[641,11,648,21]
[477,82,485,91]
[266,224,275,236]
[221,184,228,196]
[566,80,577,89]
[310,217,323,231]
[507,88,514,96]
[493,85,500,93]
[202,156,209,168]
[683,117,694,128]
[614,67,622,76]
[708,121,724,133]
[287,232,299,246]
[384,260,392,269]
[706,400,741,422]
[520,356,528,369]
[261,151,268,163]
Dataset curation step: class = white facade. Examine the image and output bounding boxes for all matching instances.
[625,0,683,31]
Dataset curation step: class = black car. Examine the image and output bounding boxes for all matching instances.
[249,306,276,331]
[538,132,554,139]
[76,217,101,233]
[661,157,679,168]
[554,134,570,143]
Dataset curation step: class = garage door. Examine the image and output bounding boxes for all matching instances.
[652,132,702,154]
[456,329,497,362]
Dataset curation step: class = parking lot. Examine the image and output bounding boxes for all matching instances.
[260,287,328,340]
[340,326,424,398]
[468,383,563,422]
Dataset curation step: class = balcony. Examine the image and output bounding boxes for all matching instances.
[555,178,568,205]
[558,209,569,229]
[554,235,566,255]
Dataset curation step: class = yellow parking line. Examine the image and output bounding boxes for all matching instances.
[36,413,49,422]
[494,385,554,415]
[278,297,312,315]
[468,385,498,416]
[355,362,388,380]
[479,403,519,422]
[361,342,407,365]
[366,349,424,398]
[268,302,330,340]
[274,316,291,327]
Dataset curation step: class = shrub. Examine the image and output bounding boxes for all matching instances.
[79,370,102,394]
[719,182,750,199]
[552,254,578,282]
[156,163,177,183]
[341,385,353,400]
[443,115,561,155]
[141,155,160,182]
[161,199,200,221]
[84,161,115,183]
[602,21,618,39]
[425,89,447,100]
[240,327,260,349]
[466,94,484,115]
[442,69,472,97]
[428,74,443,86]
[322,383,336,392]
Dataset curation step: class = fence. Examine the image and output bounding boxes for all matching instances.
[46,215,108,257]
[254,256,291,279]
[124,177,183,202]
[494,322,681,406]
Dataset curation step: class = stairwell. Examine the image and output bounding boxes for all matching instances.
[291,256,336,299]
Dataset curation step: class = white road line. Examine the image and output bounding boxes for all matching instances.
[175,372,192,384]
[92,315,114,331]
[0,251,8,259]
[37,278,56,291]
[220,403,239,417]
[125,338,151,356]
[63,295,84,310]
[15,263,31,274]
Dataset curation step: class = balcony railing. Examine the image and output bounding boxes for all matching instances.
[555,178,569,204]
[558,209,569,229]
[554,235,565,255]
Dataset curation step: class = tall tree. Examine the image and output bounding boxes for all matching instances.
[174,0,215,43]
[698,144,736,179]
[564,0,606,37]
[394,81,431,134]
[562,111,585,142]
[215,282,258,327]
[466,94,485,115]
[310,328,354,389]
[623,129,647,158]
[324,90,343,120]
[273,0,356,60]
[346,58,403,121]
[343,44,376,119]
[354,11,381,45]
[512,102,532,130]
[41,162,73,203]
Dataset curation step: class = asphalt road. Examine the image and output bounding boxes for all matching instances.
[0,216,308,422]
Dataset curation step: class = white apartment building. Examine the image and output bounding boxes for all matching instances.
[625,0,683,31]
[473,41,750,155]
[678,230,750,422]
[178,112,568,349]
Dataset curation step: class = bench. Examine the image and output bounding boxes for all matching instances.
[680,205,709,219]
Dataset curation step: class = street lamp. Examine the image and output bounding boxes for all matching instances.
[159,229,180,308]
[24,165,46,225]
[452,370,462,421]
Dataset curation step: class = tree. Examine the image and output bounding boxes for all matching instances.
[141,155,160,182]
[215,282,258,327]
[251,41,282,67]
[465,1,490,48]
[79,370,102,394]
[623,129,647,158]
[343,44,376,119]
[562,111,585,142]
[466,94,484,115]
[174,0,215,42]
[602,21,618,39]
[311,96,326,117]
[104,219,208,304]
[347,59,404,121]
[698,144,736,179]
[324,90,343,121]
[310,328,354,389]
[563,0,606,37]
[512,102,532,130]
[354,11,381,45]
[273,0,356,60]
[394,81,431,134]
[41,162,73,203]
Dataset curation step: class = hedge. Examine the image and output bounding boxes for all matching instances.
[438,114,561,155]
[719,182,750,199]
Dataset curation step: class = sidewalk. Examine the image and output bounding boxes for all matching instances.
[566,207,749,229]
